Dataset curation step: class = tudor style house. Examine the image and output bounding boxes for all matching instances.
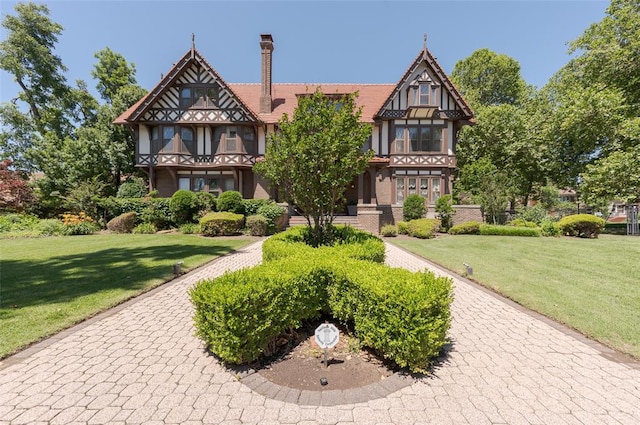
[115,34,475,230]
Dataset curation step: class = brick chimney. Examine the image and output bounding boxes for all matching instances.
[259,34,274,114]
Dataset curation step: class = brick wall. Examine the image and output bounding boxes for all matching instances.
[357,205,382,234]
[452,205,483,225]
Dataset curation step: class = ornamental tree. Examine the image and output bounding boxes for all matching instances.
[254,89,373,246]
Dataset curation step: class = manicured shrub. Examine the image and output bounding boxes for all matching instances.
[242,198,272,216]
[407,218,441,239]
[132,223,157,234]
[479,224,541,237]
[35,218,65,236]
[107,212,137,233]
[403,194,426,221]
[448,221,481,235]
[140,198,173,230]
[246,214,268,236]
[256,202,287,234]
[435,195,455,231]
[397,221,409,235]
[200,212,245,236]
[508,218,537,228]
[169,190,198,225]
[217,191,245,215]
[179,223,201,234]
[190,237,452,372]
[194,192,217,215]
[540,218,562,237]
[116,177,147,198]
[262,226,385,264]
[557,214,605,238]
[380,224,397,237]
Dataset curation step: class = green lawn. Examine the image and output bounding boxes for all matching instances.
[391,234,640,359]
[0,233,254,359]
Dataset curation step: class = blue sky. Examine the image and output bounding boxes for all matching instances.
[1,0,608,104]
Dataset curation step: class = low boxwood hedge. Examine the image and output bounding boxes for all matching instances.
[448,221,481,235]
[479,224,541,237]
[407,218,441,239]
[199,212,245,236]
[190,227,452,372]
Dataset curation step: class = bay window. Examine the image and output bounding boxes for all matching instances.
[395,171,442,204]
[394,125,443,153]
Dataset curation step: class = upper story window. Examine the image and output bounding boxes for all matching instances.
[179,85,219,108]
[211,126,256,154]
[394,125,443,153]
[151,125,195,154]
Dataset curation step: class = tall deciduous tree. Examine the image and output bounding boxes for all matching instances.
[254,89,373,246]
[91,47,137,104]
[0,2,72,137]
[452,48,544,208]
[450,48,527,110]
[544,0,639,204]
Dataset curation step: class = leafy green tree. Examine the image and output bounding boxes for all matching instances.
[451,48,527,109]
[0,2,71,137]
[91,47,137,103]
[545,0,640,202]
[457,157,509,224]
[434,194,455,231]
[254,89,373,246]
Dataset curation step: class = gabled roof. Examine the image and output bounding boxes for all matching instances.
[114,47,259,124]
[229,83,395,124]
[375,46,473,118]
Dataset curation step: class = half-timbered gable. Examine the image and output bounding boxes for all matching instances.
[372,44,473,209]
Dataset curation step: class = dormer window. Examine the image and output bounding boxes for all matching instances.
[410,70,439,107]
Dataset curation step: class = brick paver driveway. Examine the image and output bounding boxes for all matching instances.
[1,240,639,424]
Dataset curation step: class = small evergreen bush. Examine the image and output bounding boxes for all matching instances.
[380,224,397,237]
[435,195,455,231]
[448,221,481,235]
[242,198,271,216]
[107,212,137,233]
[200,212,245,236]
[179,223,201,234]
[116,177,147,198]
[132,223,157,234]
[256,202,287,234]
[557,214,605,238]
[169,190,198,225]
[479,224,541,237]
[407,218,441,239]
[397,221,409,235]
[217,191,245,215]
[140,198,173,230]
[507,218,538,228]
[403,194,426,221]
[194,192,217,214]
[540,218,562,237]
[35,218,65,236]
[246,214,268,236]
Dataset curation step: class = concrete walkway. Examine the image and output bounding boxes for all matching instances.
[0,240,639,424]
